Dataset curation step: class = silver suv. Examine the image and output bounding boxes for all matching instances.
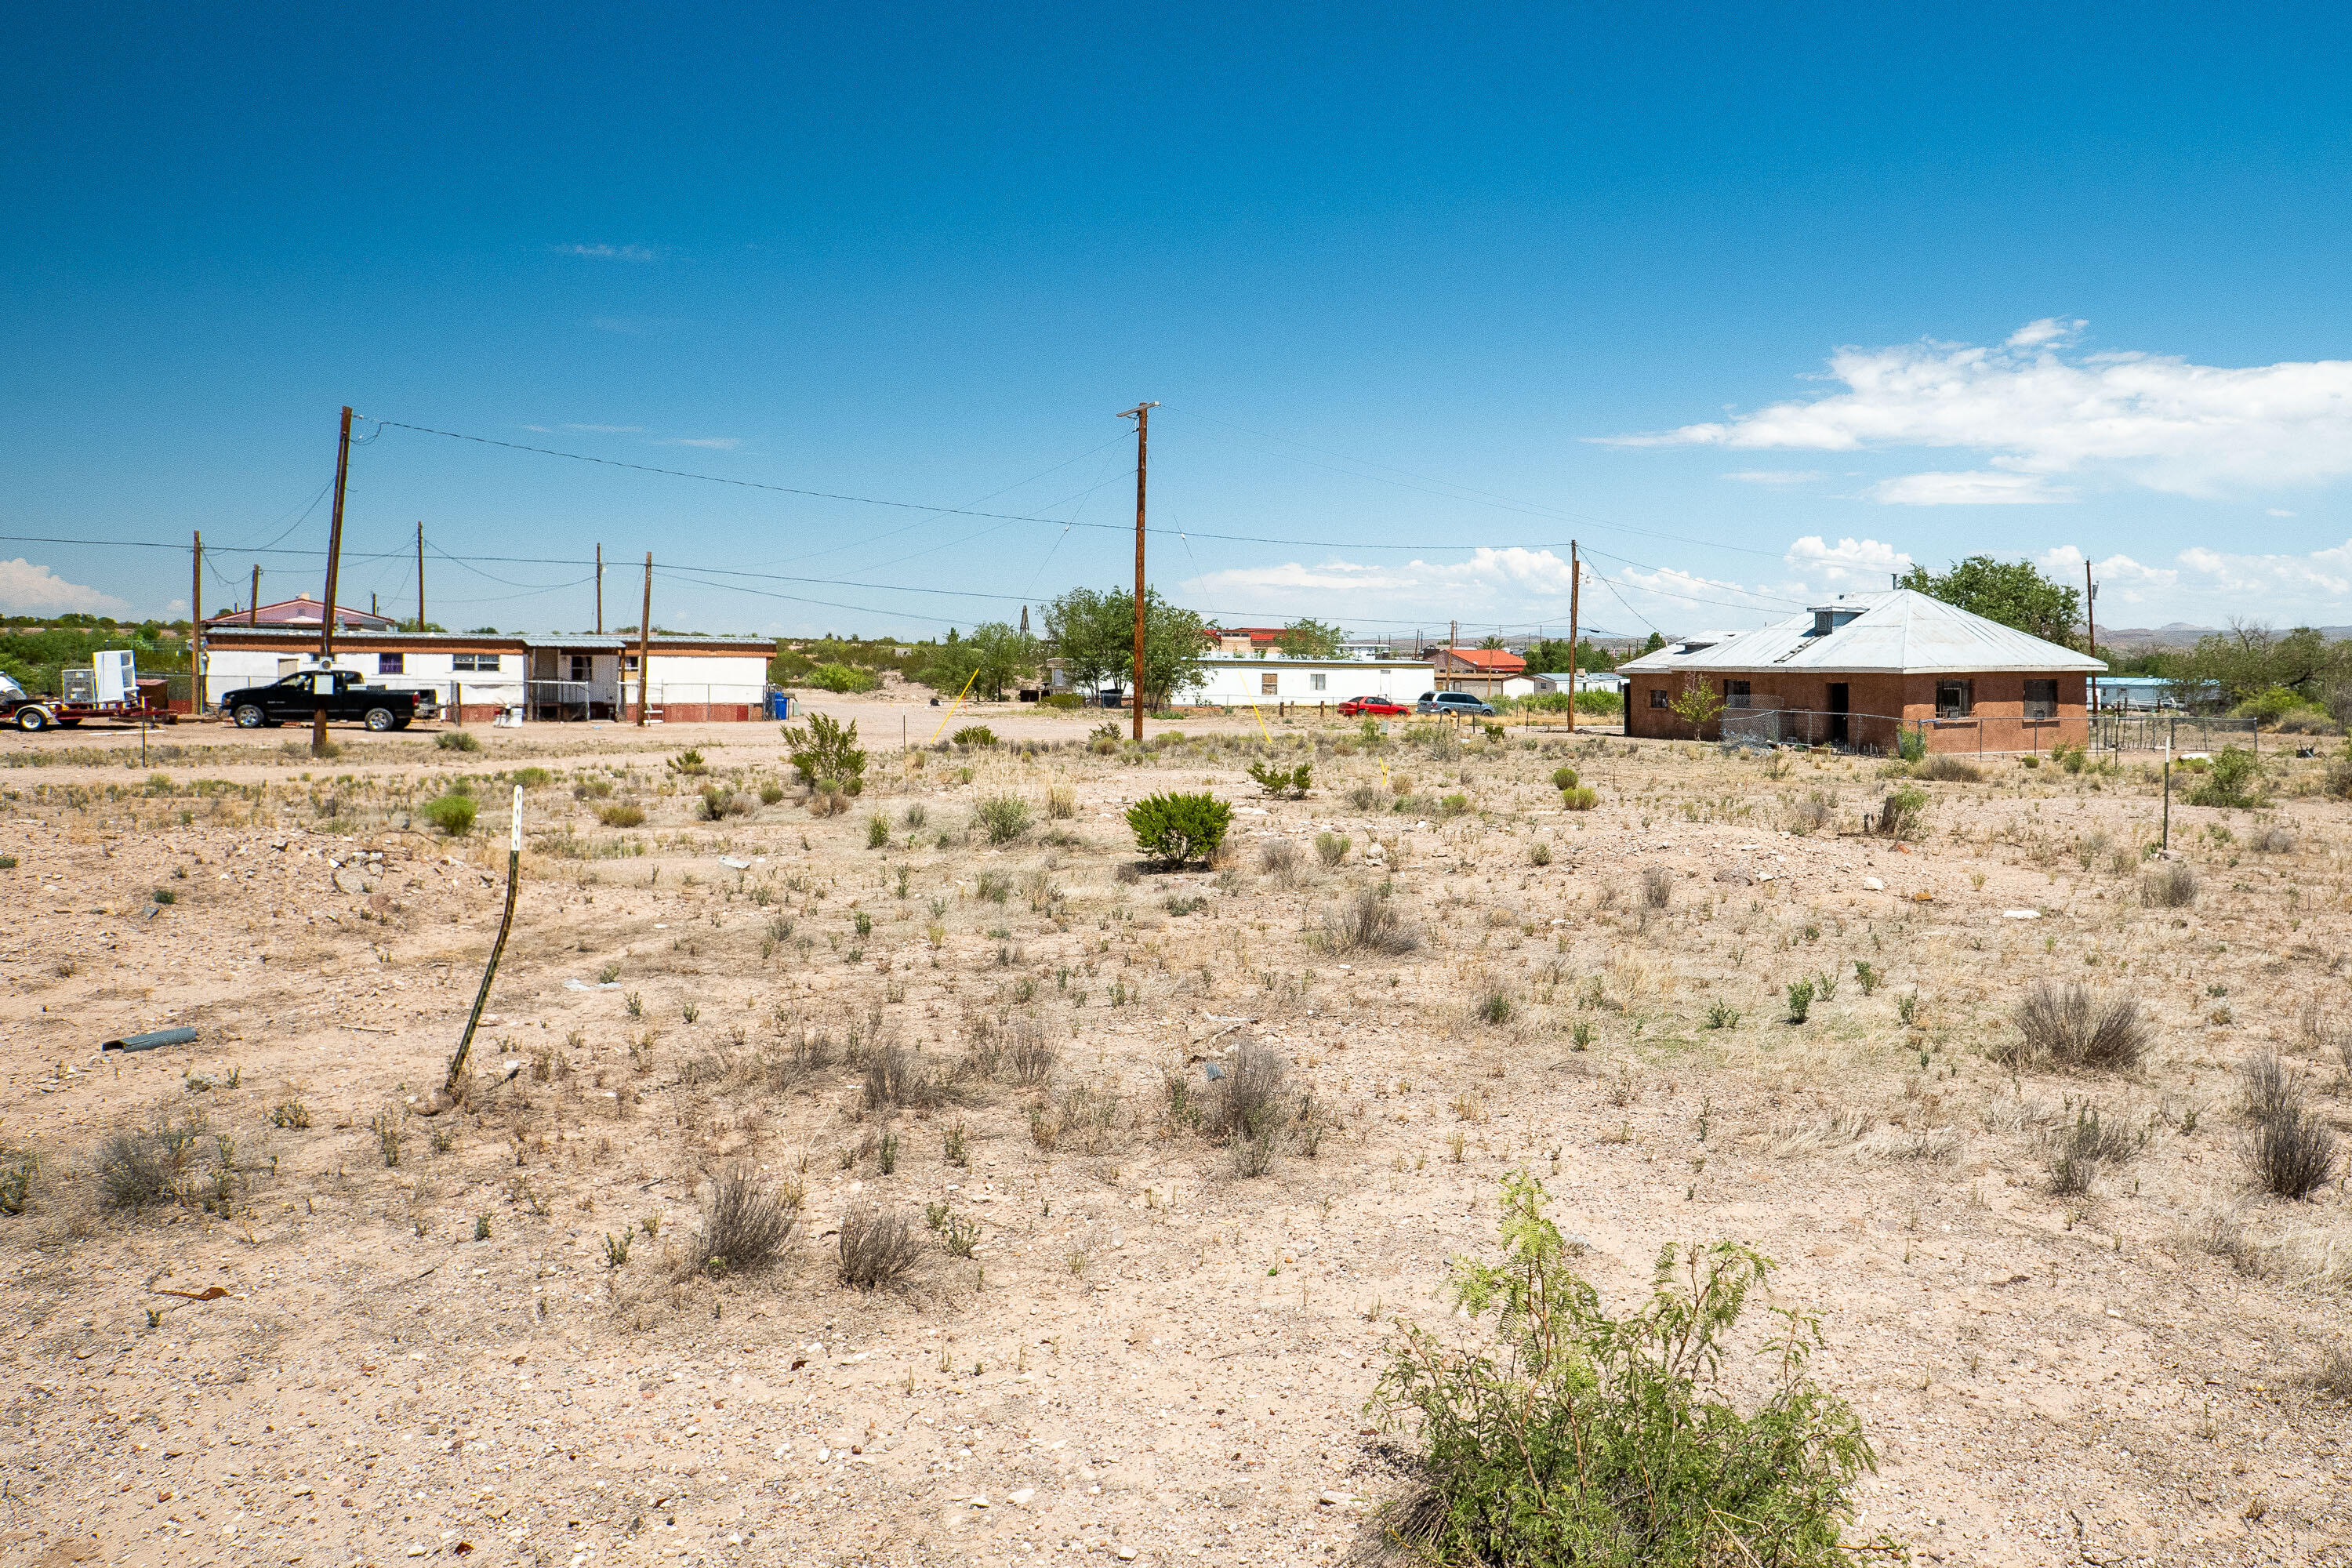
[1415,691,1496,717]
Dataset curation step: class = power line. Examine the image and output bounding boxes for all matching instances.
[362,418,1582,553]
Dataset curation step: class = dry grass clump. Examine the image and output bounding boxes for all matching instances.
[838,1202,922,1288]
[2043,1105,2140,1195]
[1029,1080,1122,1155]
[1913,752,1982,782]
[863,1042,944,1111]
[966,1010,1057,1086]
[2004,982,2151,1071]
[597,802,646,828]
[2250,822,2297,854]
[1785,790,1834,834]
[2142,860,2198,908]
[2238,1053,2339,1200]
[1258,839,1305,888]
[1639,866,1674,910]
[1323,887,1419,955]
[684,1166,802,1276]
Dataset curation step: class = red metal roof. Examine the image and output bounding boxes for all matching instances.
[1441,647,1526,672]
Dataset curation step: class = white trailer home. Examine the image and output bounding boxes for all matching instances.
[1176,653,1432,710]
[199,627,772,722]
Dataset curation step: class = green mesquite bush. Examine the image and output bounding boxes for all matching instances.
[781,713,866,796]
[1370,1171,1893,1568]
[1126,791,1232,868]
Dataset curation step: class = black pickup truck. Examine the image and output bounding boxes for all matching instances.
[220,669,436,731]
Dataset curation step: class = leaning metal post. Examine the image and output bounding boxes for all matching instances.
[446,786,523,1098]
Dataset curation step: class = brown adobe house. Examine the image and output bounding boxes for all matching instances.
[1615,589,2105,754]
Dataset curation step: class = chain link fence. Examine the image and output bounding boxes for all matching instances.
[2090,713,2262,753]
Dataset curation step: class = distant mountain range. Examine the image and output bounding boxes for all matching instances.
[2102,622,2352,649]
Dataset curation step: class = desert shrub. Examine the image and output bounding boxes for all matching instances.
[2326,745,2352,800]
[2141,861,2198,908]
[1003,1019,1058,1086]
[2044,1105,2140,1195]
[437,729,481,753]
[1206,1044,1288,1149]
[1528,840,1552,866]
[1047,782,1076,819]
[1044,692,1083,711]
[1315,830,1348,868]
[975,795,1031,844]
[2249,822,2296,854]
[2005,981,2151,1070]
[597,802,645,828]
[862,1043,942,1111]
[804,662,879,693]
[95,1113,211,1211]
[2247,1104,2339,1200]
[1127,792,1231,868]
[1787,790,1833,834]
[1560,786,1597,811]
[699,786,752,820]
[1370,1171,1892,1568]
[1785,979,1815,1024]
[1896,728,1926,763]
[781,712,866,796]
[684,1167,801,1276]
[1912,752,1981,782]
[866,814,889,848]
[837,1203,922,1288]
[1474,978,1513,1026]
[1247,760,1312,798]
[1550,766,1579,791]
[975,869,1011,902]
[1639,866,1673,910]
[2187,746,2265,808]
[419,793,477,835]
[1258,839,1303,886]
[669,748,707,775]
[1875,785,1927,839]
[1323,887,1419,955]
[953,725,999,748]
[1345,783,1385,811]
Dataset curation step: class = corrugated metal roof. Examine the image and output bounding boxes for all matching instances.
[1615,590,2105,676]
[201,626,769,651]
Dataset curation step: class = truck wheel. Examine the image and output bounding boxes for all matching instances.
[363,706,398,731]
[233,704,268,728]
[14,706,50,733]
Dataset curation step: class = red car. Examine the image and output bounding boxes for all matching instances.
[1337,695,1409,717]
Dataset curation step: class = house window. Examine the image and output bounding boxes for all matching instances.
[2023,678,2057,720]
[1648,686,1668,709]
[1310,673,1327,692]
[569,654,593,683]
[1722,680,1751,710]
[376,653,404,675]
[458,653,503,673]
[1261,673,1278,696]
[1936,679,1973,717]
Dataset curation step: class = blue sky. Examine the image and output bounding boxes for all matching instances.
[7,2,2351,638]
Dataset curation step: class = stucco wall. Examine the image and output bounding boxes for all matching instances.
[1624,670,2088,753]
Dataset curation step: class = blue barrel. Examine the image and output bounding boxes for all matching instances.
[768,691,793,720]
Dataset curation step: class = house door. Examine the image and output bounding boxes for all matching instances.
[1827,683,1849,746]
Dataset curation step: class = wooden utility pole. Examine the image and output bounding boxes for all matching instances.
[595,544,604,635]
[249,564,261,625]
[416,522,425,630]
[2084,561,2098,716]
[314,405,354,757]
[635,553,653,726]
[1566,541,1580,735]
[1119,402,1158,739]
[191,532,204,718]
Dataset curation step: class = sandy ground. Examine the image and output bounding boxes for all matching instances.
[2,705,2347,1567]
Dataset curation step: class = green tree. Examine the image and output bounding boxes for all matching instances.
[1640,631,1668,655]
[1275,618,1345,659]
[922,621,1037,700]
[1900,556,2082,647]
[1044,586,1207,710]
[1524,637,1616,676]
[1666,673,1723,732]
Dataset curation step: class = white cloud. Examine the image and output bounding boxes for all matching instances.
[2036,538,2352,625]
[554,243,657,262]
[564,423,645,434]
[0,559,128,615]
[1722,469,1822,485]
[662,437,741,451]
[2270,508,2298,517]
[1864,470,2072,506]
[1180,538,1917,634]
[1605,322,2352,500]
[1784,535,1913,587]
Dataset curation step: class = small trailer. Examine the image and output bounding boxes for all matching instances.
[0,652,180,733]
